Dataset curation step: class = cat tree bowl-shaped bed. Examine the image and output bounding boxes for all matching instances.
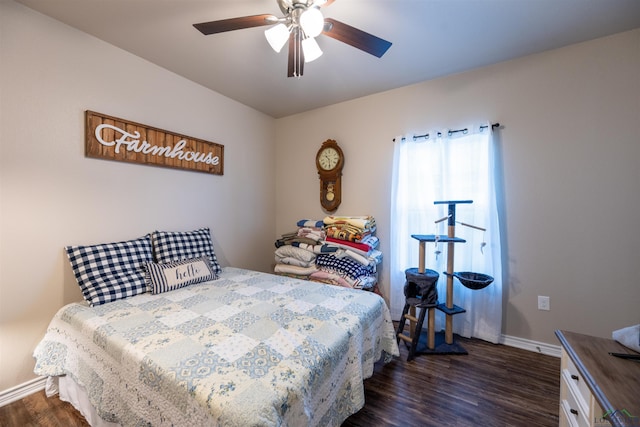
[451,272,494,290]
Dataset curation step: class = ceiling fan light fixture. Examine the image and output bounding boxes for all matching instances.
[195,0,393,77]
[302,36,323,62]
[265,23,290,52]
[299,7,324,38]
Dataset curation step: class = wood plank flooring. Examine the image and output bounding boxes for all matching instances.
[0,388,89,427]
[0,336,560,427]
[343,336,560,427]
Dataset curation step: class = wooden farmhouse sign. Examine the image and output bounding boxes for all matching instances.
[85,110,224,175]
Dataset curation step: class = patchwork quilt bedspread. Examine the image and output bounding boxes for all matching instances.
[33,267,399,426]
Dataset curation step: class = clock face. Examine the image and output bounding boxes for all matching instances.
[318,147,340,170]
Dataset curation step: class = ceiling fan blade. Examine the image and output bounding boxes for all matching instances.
[319,0,336,7]
[322,18,391,58]
[193,14,277,35]
[287,29,304,77]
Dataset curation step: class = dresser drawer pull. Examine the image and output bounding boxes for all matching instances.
[570,374,579,381]
[570,408,579,416]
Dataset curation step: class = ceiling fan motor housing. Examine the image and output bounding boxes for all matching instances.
[194,0,391,77]
[278,0,322,15]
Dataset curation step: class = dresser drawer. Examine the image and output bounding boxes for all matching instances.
[560,373,591,427]
[562,349,592,409]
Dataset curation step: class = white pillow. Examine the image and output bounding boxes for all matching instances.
[612,324,640,353]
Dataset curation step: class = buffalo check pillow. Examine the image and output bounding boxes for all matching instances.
[144,256,217,294]
[65,235,153,306]
[151,227,222,275]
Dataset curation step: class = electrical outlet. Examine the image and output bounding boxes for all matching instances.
[538,296,550,311]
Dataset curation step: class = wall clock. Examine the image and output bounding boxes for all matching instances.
[316,139,344,212]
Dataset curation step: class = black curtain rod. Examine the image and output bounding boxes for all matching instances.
[394,122,500,142]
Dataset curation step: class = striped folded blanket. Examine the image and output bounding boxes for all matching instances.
[323,215,376,231]
[325,237,371,255]
[296,219,324,228]
[297,227,325,242]
[324,223,372,243]
[291,242,338,254]
[274,233,318,248]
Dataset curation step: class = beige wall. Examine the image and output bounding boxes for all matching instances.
[274,29,640,346]
[2,0,639,397]
[0,1,276,391]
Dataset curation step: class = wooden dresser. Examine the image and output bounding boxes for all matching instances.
[556,330,640,427]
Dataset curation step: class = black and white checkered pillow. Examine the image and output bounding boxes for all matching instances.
[65,235,153,306]
[152,228,222,275]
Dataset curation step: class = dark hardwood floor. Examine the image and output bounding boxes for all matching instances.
[0,336,560,427]
[0,388,89,427]
[343,336,560,427]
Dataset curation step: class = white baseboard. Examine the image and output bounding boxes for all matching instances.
[501,334,562,358]
[0,376,46,407]
[0,337,561,407]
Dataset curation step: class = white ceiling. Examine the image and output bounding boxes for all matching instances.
[15,0,640,118]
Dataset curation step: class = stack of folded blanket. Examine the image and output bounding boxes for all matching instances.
[274,216,382,292]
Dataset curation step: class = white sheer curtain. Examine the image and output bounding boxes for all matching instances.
[389,125,503,343]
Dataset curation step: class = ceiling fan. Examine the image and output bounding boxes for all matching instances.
[193,0,392,78]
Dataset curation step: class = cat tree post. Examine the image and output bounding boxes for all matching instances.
[410,200,471,355]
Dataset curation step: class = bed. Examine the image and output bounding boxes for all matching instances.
[33,228,399,426]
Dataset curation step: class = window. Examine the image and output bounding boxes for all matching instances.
[390,125,503,343]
